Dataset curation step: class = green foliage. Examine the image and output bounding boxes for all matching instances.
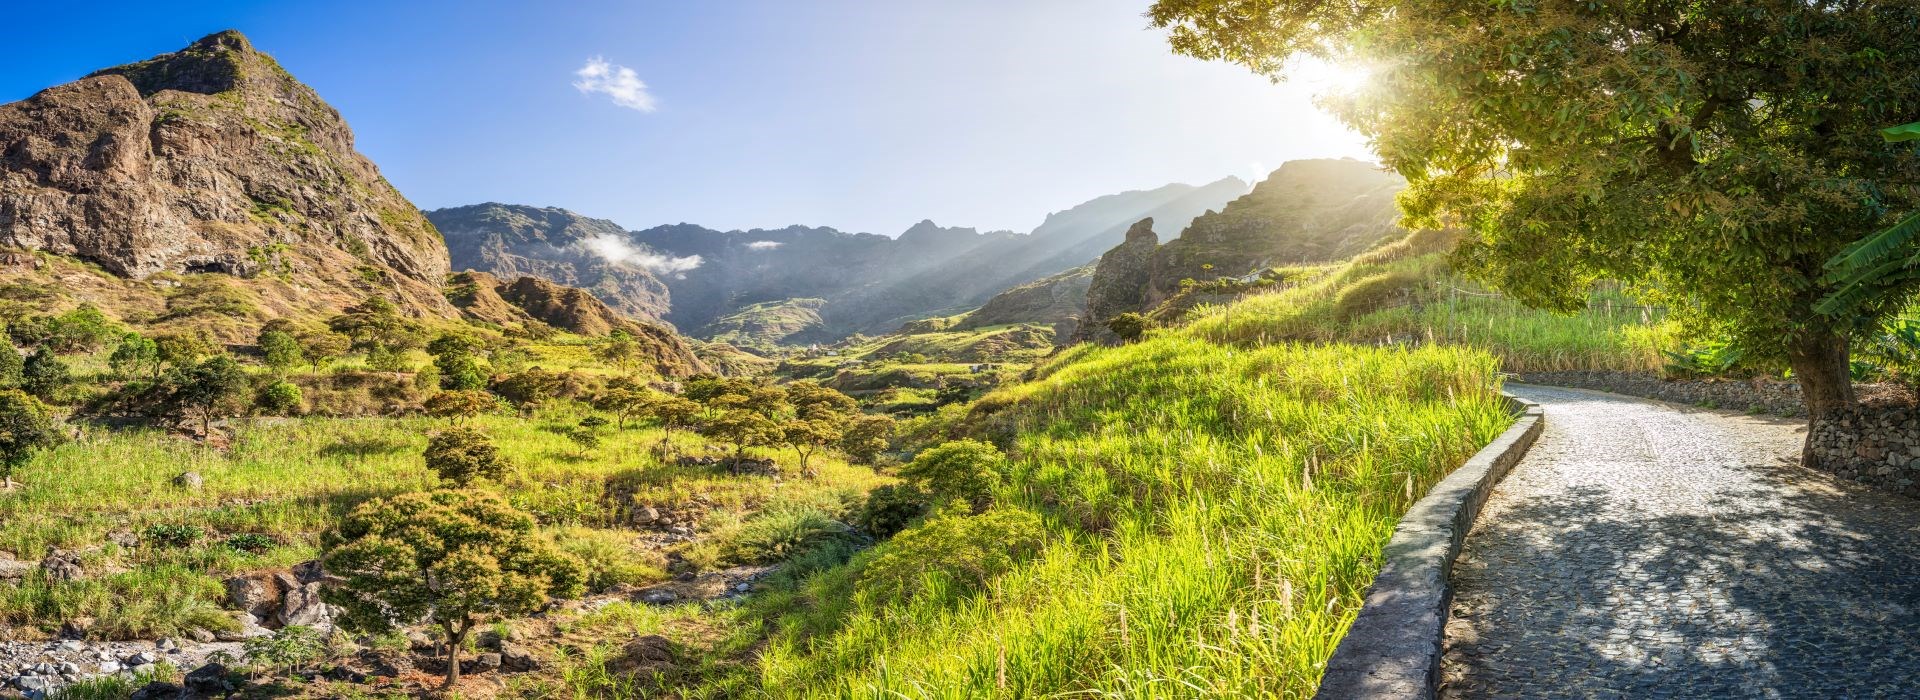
[0,345,21,389]
[839,414,895,465]
[21,347,71,403]
[295,331,350,374]
[321,489,584,686]
[853,484,927,539]
[243,624,328,676]
[224,532,277,555]
[142,523,205,549]
[856,507,1044,604]
[154,332,213,369]
[555,528,665,592]
[591,386,654,428]
[257,381,304,416]
[259,330,303,374]
[725,507,858,566]
[166,355,252,434]
[705,409,783,469]
[1332,269,1424,320]
[423,390,496,423]
[592,331,643,374]
[108,333,159,379]
[45,305,118,354]
[1661,340,1747,379]
[1105,312,1151,343]
[897,439,1005,513]
[423,427,505,486]
[0,389,62,480]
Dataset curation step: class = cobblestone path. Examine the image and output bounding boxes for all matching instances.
[1441,384,1920,698]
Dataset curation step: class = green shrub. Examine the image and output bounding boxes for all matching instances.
[726,508,859,565]
[856,507,1045,603]
[423,427,505,486]
[224,533,277,555]
[555,528,666,592]
[1332,269,1425,320]
[257,381,303,416]
[854,484,928,539]
[143,523,205,549]
[897,439,1005,512]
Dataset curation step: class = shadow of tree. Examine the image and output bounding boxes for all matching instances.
[1442,388,1920,698]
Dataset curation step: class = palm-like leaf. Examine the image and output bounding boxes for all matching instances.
[1882,121,1920,143]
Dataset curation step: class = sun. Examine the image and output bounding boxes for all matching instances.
[1289,57,1375,95]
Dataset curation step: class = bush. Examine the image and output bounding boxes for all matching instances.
[857,507,1046,603]
[897,439,1006,512]
[224,533,278,555]
[143,523,205,549]
[257,381,304,416]
[854,484,929,539]
[554,528,666,592]
[1106,312,1152,343]
[423,427,505,486]
[725,508,859,565]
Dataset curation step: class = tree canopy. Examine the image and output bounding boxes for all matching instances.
[1150,0,1920,421]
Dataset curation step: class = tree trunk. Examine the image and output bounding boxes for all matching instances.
[1786,327,1856,469]
[443,621,469,688]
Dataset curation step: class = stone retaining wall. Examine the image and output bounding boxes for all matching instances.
[1515,371,1804,417]
[1808,408,1920,498]
[1315,394,1544,700]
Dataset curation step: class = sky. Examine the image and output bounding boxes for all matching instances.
[2,0,1374,236]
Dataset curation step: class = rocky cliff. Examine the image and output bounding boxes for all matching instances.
[447,271,707,377]
[1072,220,1161,344]
[433,203,673,321]
[0,30,451,319]
[957,265,1094,340]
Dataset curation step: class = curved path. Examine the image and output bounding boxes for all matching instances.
[1441,384,1920,698]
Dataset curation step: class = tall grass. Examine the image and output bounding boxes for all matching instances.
[751,335,1513,697]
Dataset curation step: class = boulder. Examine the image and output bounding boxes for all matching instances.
[499,642,541,672]
[58,617,93,640]
[278,581,332,628]
[223,574,281,619]
[183,662,235,695]
[171,471,204,490]
[39,550,83,582]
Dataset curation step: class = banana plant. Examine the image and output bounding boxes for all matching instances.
[1818,121,1920,316]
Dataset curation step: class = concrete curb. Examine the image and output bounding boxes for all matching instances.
[1314,392,1545,700]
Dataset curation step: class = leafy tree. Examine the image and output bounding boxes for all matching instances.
[491,369,564,407]
[154,332,213,370]
[648,394,702,459]
[365,344,410,373]
[46,305,117,354]
[424,427,505,486]
[320,489,585,687]
[327,296,411,351]
[169,355,252,436]
[21,348,70,404]
[243,625,328,678]
[1106,313,1151,344]
[423,390,495,424]
[6,316,51,349]
[591,386,655,429]
[426,333,491,390]
[898,440,1006,513]
[567,417,607,456]
[840,414,896,465]
[781,417,841,478]
[108,333,159,379]
[1147,0,1920,457]
[0,344,22,389]
[257,330,303,375]
[786,380,857,421]
[592,331,642,374]
[257,381,304,416]
[296,331,351,376]
[0,389,61,489]
[706,409,783,472]
[854,483,927,539]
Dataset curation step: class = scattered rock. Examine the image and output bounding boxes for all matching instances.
[278,582,332,627]
[105,530,139,549]
[171,471,204,490]
[39,550,82,583]
[183,662,234,694]
[223,574,281,619]
[473,653,502,673]
[129,681,181,700]
[639,590,678,605]
[499,642,540,673]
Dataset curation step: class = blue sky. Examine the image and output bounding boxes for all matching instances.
[4,0,1373,236]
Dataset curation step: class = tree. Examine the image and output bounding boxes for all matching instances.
[592,331,642,374]
[258,330,303,375]
[706,409,783,472]
[424,427,505,486]
[169,355,252,436]
[108,333,159,379]
[46,305,117,355]
[21,348,69,404]
[320,489,584,688]
[648,394,702,459]
[840,414,896,465]
[781,418,841,478]
[591,386,655,429]
[257,381,304,416]
[428,333,490,391]
[423,390,495,424]
[0,343,22,389]
[568,417,607,456]
[898,440,1006,513]
[296,331,350,376]
[154,332,213,370]
[0,389,61,489]
[1148,0,1920,462]
[786,380,857,421]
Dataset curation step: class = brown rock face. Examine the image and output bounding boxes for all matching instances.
[1072,219,1160,344]
[0,30,451,317]
[448,271,708,377]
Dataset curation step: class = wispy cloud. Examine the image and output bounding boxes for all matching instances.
[746,240,784,250]
[573,57,656,112]
[581,236,701,275]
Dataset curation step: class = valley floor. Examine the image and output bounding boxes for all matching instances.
[1443,385,1920,697]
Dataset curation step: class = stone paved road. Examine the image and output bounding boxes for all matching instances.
[1441,384,1920,699]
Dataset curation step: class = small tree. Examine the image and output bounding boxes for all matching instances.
[427,333,489,391]
[107,333,159,379]
[648,394,702,459]
[21,347,70,404]
[899,440,1007,513]
[706,409,783,472]
[258,330,303,375]
[593,331,642,375]
[169,355,252,436]
[781,418,841,478]
[423,390,495,424]
[257,381,304,416]
[46,304,117,355]
[1106,313,1151,344]
[154,332,213,370]
[840,414,896,465]
[321,489,585,688]
[568,417,607,456]
[0,389,61,489]
[296,331,350,376]
[424,427,505,486]
[591,387,655,429]
[786,380,857,420]
[0,343,23,389]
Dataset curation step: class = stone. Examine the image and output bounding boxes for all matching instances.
[38,550,82,583]
[129,682,182,700]
[223,574,281,619]
[499,642,540,672]
[183,662,233,693]
[12,677,46,692]
[105,530,139,549]
[186,628,215,643]
[473,653,502,673]
[639,590,677,605]
[0,559,29,581]
[55,638,85,651]
[171,471,203,490]
[124,652,156,666]
[277,582,332,628]
[96,661,119,674]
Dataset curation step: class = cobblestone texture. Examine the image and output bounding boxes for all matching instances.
[1441,385,1920,699]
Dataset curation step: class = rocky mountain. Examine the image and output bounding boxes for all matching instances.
[0,30,451,320]
[1078,159,1406,341]
[428,177,1244,344]
[432,204,675,321]
[956,265,1094,339]
[697,298,829,352]
[447,270,707,376]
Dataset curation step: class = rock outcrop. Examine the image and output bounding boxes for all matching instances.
[432,203,673,321]
[1072,219,1160,344]
[957,265,1094,340]
[0,30,452,318]
[447,271,707,377]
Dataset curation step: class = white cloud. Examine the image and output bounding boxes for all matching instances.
[573,57,656,112]
[746,240,784,250]
[581,236,702,274]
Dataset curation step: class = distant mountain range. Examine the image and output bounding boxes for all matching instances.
[429,177,1248,342]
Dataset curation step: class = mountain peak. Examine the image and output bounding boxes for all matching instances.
[86,29,264,97]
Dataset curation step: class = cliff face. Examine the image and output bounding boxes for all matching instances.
[432,203,673,322]
[447,271,708,377]
[0,30,451,317]
[1072,219,1161,344]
